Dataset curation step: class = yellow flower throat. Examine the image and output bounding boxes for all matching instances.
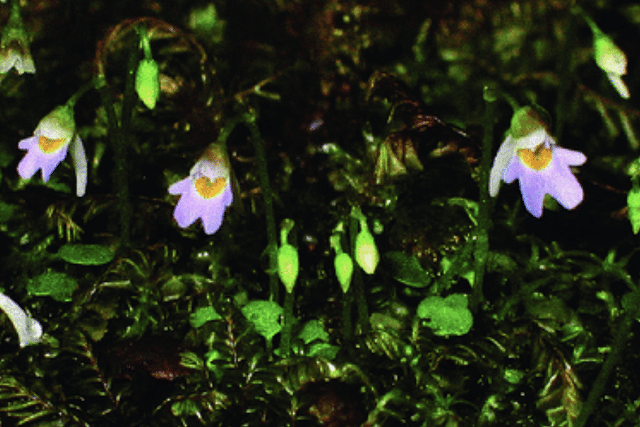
[38,136,65,154]
[517,146,552,170]
[195,176,226,199]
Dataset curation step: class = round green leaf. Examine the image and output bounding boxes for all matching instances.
[58,244,114,265]
[241,300,283,341]
[27,271,78,302]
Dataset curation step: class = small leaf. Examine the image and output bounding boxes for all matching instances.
[241,300,283,341]
[298,319,329,344]
[26,271,78,302]
[58,244,114,265]
[190,306,222,328]
[384,251,432,288]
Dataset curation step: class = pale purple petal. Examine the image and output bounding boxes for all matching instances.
[168,177,193,195]
[221,184,233,207]
[503,157,524,184]
[545,163,584,211]
[40,146,69,182]
[17,150,39,179]
[201,197,226,235]
[172,188,201,229]
[518,169,545,218]
[18,136,38,150]
[554,147,586,167]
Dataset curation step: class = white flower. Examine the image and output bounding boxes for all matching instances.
[0,292,42,347]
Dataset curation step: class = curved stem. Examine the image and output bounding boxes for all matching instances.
[245,110,279,302]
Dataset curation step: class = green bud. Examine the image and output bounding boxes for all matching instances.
[334,252,354,293]
[594,34,626,76]
[628,180,640,234]
[355,223,379,275]
[135,59,160,109]
[278,244,299,293]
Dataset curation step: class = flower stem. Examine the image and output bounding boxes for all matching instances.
[66,78,100,109]
[245,109,279,303]
[350,215,369,336]
[471,87,496,310]
[280,290,294,357]
[111,32,139,248]
[555,10,578,144]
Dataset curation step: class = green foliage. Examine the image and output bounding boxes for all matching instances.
[57,244,114,265]
[385,251,432,288]
[417,294,473,336]
[26,271,77,302]
[190,306,222,328]
[241,300,283,342]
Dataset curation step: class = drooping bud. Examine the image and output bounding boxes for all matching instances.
[628,179,640,234]
[334,252,354,293]
[277,219,298,293]
[355,220,379,275]
[594,34,629,99]
[135,59,160,109]
[278,244,299,293]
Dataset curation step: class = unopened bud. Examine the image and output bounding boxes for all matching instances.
[135,59,160,109]
[334,252,354,293]
[278,244,299,293]
[355,223,379,275]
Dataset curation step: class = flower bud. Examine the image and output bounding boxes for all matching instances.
[334,252,354,293]
[355,223,379,275]
[594,34,629,99]
[135,59,160,109]
[594,35,626,76]
[628,181,640,234]
[278,244,299,293]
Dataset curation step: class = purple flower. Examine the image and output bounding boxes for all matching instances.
[489,107,586,218]
[17,105,87,196]
[168,145,233,234]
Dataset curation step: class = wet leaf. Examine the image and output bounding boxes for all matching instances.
[385,251,432,288]
[57,244,114,266]
[26,271,78,302]
[241,300,283,341]
[190,306,222,328]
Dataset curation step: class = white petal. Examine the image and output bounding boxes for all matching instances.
[489,135,516,197]
[69,135,87,196]
[0,292,42,348]
[607,73,630,99]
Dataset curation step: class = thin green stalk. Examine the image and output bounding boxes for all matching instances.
[555,11,577,144]
[280,290,294,357]
[350,215,369,336]
[245,110,279,302]
[471,88,496,311]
